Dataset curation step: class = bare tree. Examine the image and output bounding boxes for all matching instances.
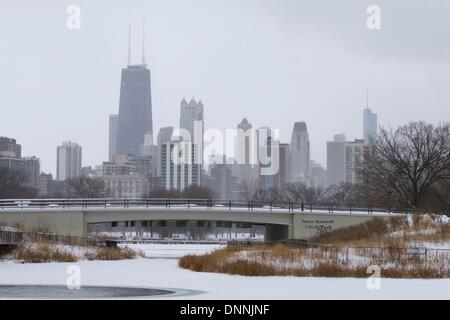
[239,177,262,201]
[66,176,106,198]
[283,183,325,203]
[421,179,450,213]
[283,183,304,202]
[321,182,364,206]
[0,168,37,199]
[182,185,215,199]
[360,122,450,211]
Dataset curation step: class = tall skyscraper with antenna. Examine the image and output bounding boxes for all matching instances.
[363,90,378,142]
[116,20,153,156]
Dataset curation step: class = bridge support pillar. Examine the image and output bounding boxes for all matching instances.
[264,224,289,242]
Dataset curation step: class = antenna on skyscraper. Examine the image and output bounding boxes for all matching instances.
[142,17,146,66]
[128,22,132,66]
[366,89,369,109]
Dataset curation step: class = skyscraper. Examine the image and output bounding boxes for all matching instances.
[234,118,258,186]
[363,93,378,142]
[116,25,153,156]
[56,141,82,181]
[257,126,278,190]
[326,134,347,187]
[179,98,204,143]
[156,126,174,178]
[345,139,369,184]
[109,114,118,160]
[273,143,290,189]
[289,122,310,181]
[23,156,40,190]
[160,137,201,191]
[177,98,203,188]
[236,118,255,165]
[310,160,326,189]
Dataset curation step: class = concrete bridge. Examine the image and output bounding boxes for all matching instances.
[0,199,401,241]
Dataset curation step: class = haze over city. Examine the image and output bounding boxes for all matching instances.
[1,0,449,175]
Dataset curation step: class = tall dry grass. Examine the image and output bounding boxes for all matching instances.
[7,242,143,263]
[180,214,450,278]
[14,243,78,263]
[84,246,143,261]
[179,242,450,278]
[310,217,397,245]
[310,215,450,246]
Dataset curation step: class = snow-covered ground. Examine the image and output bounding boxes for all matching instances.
[122,244,224,259]
[2,243,450,299]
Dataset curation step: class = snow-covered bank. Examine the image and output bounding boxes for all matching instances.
[119,244,223,259]
[2,243,450,299]
[2,258,450,299]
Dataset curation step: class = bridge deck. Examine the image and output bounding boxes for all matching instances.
[0,205,401,218]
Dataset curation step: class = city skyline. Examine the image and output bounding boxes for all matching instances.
[1,1,449,175]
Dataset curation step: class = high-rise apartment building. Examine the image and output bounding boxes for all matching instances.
[327,134,369,187]
[160,137,201,191]
[0,137,21,158]
[0,137,40,190]
[38,172,53,196]
[56,141,82,181]
[23,156,40,190]
[156,127,174,178]
[345,139,369,184]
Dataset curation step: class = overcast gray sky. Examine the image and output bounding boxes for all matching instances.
[1,0,449,175]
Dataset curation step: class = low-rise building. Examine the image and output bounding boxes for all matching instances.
[103,175,149,198]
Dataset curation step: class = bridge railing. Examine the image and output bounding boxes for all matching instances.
[0,230,24,245]
[0,229,96,246]
[0,198,414,215]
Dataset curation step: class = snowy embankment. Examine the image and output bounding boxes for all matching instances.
[119,243,223,259]
[2,251,450,299]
